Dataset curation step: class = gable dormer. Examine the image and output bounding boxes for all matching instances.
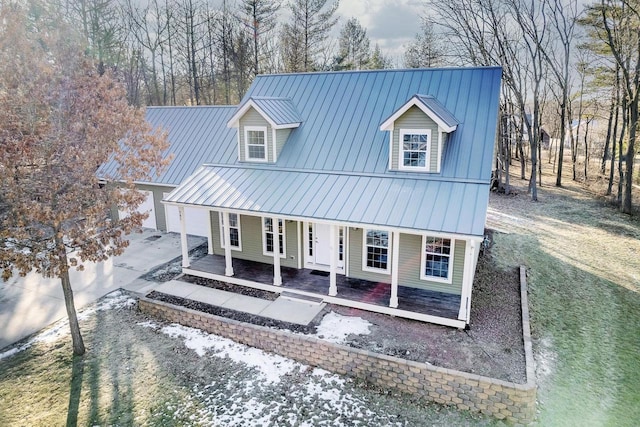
[380,95,458,173]
[227,97,301,163]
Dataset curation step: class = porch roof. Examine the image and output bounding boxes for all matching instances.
[163,165,489,237]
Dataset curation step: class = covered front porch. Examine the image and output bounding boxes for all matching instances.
[183,254,465,327]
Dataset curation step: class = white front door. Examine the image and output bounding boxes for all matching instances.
[304,222,345,273]
[314,223,331,266]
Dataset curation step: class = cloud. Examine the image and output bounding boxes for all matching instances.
[335,0,425,59]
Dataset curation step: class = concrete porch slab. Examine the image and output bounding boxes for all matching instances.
[259,297,326,325]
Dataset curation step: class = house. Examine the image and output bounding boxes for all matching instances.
[153,67,502,328]
[101,106,238,236]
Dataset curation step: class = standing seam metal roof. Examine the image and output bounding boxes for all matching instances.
[113,67,502,237]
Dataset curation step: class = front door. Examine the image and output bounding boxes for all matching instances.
[305,222,345,273]
[314,223,332,266]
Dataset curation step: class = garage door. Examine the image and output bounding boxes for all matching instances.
[118,190,157,229]
[164,193,210,237]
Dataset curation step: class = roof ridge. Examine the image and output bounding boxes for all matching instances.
[254,66,502,78]
[146,105,237,109]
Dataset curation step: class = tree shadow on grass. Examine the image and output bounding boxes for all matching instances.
[65,355,84,427]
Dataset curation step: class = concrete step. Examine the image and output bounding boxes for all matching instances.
[280,291,324,306]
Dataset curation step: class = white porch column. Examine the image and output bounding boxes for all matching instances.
[272,217,282,286]
[207,211,214,255]
[223,211,234,276]
[390,230,400,308]
[458,240,477,322]
[179,207,190,268]
[329,224,338,296]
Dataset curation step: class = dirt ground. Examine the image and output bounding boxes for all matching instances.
[147,235,527,384]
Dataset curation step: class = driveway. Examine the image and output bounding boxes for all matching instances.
[0,230,205,350]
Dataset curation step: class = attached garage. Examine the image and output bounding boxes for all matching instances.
[118,190,157,229]
[164,193,210,237]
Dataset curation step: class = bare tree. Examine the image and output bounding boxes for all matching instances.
[404,18,445,68]
[239,0,280,76]
[281,0,339,72]
[335,17,370,70]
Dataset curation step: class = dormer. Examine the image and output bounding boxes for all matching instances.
[227,97,301,163]
[380,94,458,173]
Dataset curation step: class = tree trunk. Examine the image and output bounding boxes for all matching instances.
[56,240,85,356]
[584,120,590,181]
[622,98,637,213]
[602,94,616,175]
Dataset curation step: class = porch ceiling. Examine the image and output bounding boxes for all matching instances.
[163,165,489,236]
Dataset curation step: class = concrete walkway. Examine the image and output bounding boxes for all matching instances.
[0,230,206,350]
[154,280,326,326]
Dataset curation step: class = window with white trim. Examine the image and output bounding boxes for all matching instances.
[399,129,431,171]
[421,236,453,282]
[244,126,267,161]
[363,229,390,273]
[263,217,285,257]
[220,213,241,250]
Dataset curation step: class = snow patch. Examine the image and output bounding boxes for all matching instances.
[160,323,297,384]
[137,320,159,329]
[314,312,372,344]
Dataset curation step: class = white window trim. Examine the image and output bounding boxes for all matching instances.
[420,235,454,284]
[262,217,286,258]
[244,125,268,162]
[219,212,242,251]
[362,229,391,274]
[398,128,432,172]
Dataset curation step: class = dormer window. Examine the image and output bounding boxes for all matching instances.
[245,126,267,161]
[400,129,431,171]
[380,94,459,174]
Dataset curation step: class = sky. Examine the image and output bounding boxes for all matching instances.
[335,0,425,64]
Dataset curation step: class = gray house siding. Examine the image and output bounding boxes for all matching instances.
[347,228,464,295]
[391,106,440,172]
[397,234,464,295]
[347,228,392,284]
[239,107,274,163]
[210,212,298,268]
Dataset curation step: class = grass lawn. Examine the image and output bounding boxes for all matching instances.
[487,160,640,426]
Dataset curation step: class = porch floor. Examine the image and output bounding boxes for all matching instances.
[186,254,461,320]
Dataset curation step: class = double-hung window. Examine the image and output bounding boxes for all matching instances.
[363,229,390,273]
[399,129,431,171]
[263,218,285,257]
[245,126,267,161]
[421,236,453,283]
[220,213,241,250]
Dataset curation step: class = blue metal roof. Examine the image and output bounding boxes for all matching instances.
[415,94,460,128]
[99,106,237,186]
[249,97,302,126]
[235,67,501,181]
[148,67,501,236]
[164,165,489,236]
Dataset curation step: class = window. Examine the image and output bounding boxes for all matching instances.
[400,129,431,171]
[245,126,267,161]
[363,229,390,273]
[421,236,453,283]
[220,213,241,250]
[263,217,285,257]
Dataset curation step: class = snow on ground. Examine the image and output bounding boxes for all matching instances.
[155,318,403,426]
[160,323,298,385]
[0,290,136,360]
[312,311,372,344]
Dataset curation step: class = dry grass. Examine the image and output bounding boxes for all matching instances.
[487,155,640,426]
